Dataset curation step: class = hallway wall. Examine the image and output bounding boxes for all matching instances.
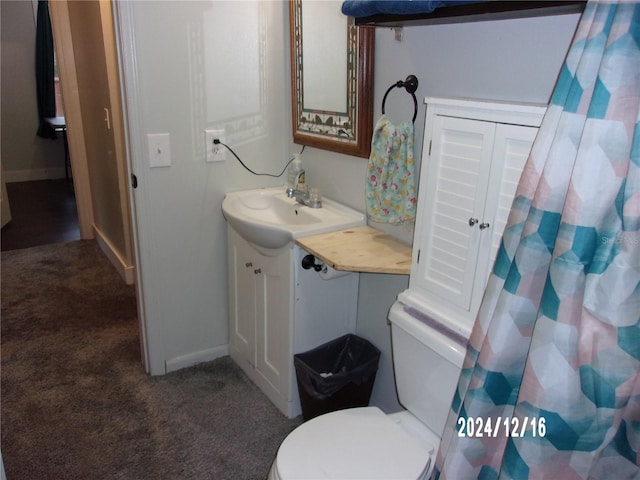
[1,1,66,182]
[65,0,132,272]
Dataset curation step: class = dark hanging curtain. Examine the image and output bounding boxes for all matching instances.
[35,0,56,139]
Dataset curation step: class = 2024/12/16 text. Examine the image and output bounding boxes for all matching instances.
[457,416,547,438]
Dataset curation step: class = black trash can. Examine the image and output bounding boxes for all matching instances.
[294,334,381,421]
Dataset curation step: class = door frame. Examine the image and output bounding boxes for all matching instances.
[48,0,94,240]
[111,0,165,375]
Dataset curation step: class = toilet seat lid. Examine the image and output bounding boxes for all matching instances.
[276,407,435,479]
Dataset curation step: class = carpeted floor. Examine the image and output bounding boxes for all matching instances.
[1,240,300,480]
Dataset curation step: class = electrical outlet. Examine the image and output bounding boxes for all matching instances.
[205,129,226,162]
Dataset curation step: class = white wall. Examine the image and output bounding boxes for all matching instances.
[304,12,581,217]
[117,1,291,373]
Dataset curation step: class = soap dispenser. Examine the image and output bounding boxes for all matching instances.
[295,166,306,190]
[287,154,303,189]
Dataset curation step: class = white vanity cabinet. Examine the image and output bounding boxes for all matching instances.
[227,226,359,418]
[228,227,291,405]
[399,98,546,336]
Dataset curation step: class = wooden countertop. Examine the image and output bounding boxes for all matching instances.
[295,226,412,275]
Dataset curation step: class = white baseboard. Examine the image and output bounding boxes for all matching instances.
[165,344,229,373]
[4,167,66,183]
[93,224,135,285]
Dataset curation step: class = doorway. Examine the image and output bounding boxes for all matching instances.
[48,0,147,372]
[1,0,145,368]
[0,0,80,251]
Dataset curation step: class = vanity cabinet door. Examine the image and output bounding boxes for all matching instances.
[227,227,294,414]
[228,229,257,369]
[408,99,543,334]
[254,250,292,398]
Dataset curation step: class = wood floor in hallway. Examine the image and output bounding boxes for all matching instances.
[1,179,80,251]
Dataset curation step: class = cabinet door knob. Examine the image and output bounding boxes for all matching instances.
[254,268,262,274]
[468,218,478,227]
[479,222,490,230]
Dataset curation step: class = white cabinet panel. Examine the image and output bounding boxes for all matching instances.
[255,250,290,396]
[228,228,293,416]
[227,227,359,418]
[228,232,256,367]
[485,123,539,283]
[416,116,495,311]
[404,98,545,336]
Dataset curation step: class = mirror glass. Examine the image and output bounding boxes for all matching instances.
[290,0,374,158]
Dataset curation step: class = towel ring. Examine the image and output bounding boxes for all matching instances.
[381,74,419,123]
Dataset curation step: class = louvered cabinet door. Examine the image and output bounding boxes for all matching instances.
[411,115,496,313]
[483,123,539,285]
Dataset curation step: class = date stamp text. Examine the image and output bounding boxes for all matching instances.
[457,416,546,438]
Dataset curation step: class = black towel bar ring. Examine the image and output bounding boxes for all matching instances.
[381,74,419,123]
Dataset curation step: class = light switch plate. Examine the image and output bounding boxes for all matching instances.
[147,133,171,168]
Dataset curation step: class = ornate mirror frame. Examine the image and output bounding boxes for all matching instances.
[289,0,375,158]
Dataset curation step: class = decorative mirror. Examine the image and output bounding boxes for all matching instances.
[289,0,375,158]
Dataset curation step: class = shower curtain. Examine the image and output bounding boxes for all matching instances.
[435,1,640,478]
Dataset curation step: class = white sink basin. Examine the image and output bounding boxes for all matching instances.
[222,186,365,249]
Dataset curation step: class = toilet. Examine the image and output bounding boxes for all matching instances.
[268,301,466,479]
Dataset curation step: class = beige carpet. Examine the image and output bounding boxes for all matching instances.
[1,240,300,480]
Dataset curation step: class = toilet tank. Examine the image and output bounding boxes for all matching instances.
[388,302,466,438]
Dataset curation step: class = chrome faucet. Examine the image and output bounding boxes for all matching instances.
[286,187,322,208]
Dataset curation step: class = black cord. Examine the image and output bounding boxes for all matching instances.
[214,140,304,178]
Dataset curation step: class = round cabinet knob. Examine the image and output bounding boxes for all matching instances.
[479,222,490,230]
[468,218,478,227]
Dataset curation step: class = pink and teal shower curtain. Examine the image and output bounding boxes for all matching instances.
[435,1,640,478]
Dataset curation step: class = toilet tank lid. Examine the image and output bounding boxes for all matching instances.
[389,302,466,368]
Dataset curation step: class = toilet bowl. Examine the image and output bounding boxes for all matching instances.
[269,301,466,480]
[268,407,439,480]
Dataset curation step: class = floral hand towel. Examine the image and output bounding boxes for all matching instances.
[366,116,417,223]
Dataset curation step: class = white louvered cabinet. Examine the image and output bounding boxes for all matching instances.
[398,98,546,337]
